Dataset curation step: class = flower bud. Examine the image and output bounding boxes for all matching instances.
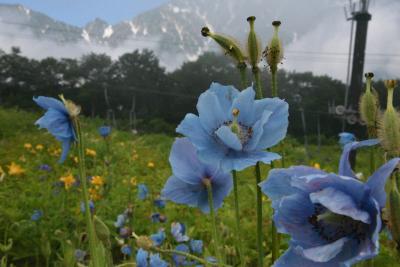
[201,26,246,65]
[59,95,81,117]
[264,21,283,73]
[246,16,261,68]
[359,73,379,134]
[389,188,400,248]
[378,80,400,156]
[136,235,153,250]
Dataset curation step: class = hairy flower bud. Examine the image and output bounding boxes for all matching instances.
[246,16,261,68]
[359,73,379,135]
[378,80,400,156]
[201,26,246,65]
[264,21,283,73]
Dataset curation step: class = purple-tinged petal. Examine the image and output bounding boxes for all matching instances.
[309,187,371,224]
[215,126,242,151]
[295,237,348,262]
[366,158,400,209]
[338,139,380,178]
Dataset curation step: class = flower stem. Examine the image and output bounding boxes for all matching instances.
[232,170,245,267]
[271,69,278,97]
[238,62,248,89]
[205,182,224,266]
[255,162,264,267]
[73,118,100,267]
[253,66,263,99]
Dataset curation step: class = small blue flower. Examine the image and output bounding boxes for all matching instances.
[114,214,127,228]
[171,222,189,242]
[138,184,149,200]
[119,227,132,239]
[121,245,132,256]
[151,229,166,247]
[259,139,400,267]
[80,200,95,214]
[31,210,43,221]
[74,249,86,262]
[136,248,148,267]
[177,83,288,172]
[38,164,52,172]
[190,239,203,254]
[154,198,166,209]
[98,125,111,138]
[33,96,76,163]
[162,138,233,213]
[149,253,168,267]
[339,132,356,147]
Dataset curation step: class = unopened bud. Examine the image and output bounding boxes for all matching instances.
[359,72,379,133]
[201,27,246,65]
[378,81,400,156]
[246,16,261,68]
[136,235,153,250]
[264,21,283,73]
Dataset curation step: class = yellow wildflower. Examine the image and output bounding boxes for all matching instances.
[130,177,137,186]
[35,144,44,151]
[147,161,155,168]
[24,143,32,149]
[60,173,76,190]
[91,175,104,187]
[313,163,321,169]
[89,188,101,200]
[8,162,25,176]
[86,148,97,157]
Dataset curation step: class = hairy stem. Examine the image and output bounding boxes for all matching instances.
[232,170,245,267]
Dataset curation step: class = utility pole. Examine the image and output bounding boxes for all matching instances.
[347,0,371,110]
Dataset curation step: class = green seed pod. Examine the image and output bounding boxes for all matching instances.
[378,80,400,157]
[246,16,261,68]
[359,73,380,136]
[264,21,283,73]
[201,26,246,65]
[389,187,400,248]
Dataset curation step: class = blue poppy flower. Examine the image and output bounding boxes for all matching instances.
[259,139,400,267]
[98,125,111,138]
[149,253,168,267]
[171,222,190,242]
[154,198,166,209]
[114,214,127,228]
[136,248,148,267]
[138,184,149,200]
[121,245,132,256]
[31,210,43,221]
[162,138,233,213]
[190,239,203,254]
[176,83,288,171]
[338,132,356,148]
[33,96,76,163]
[74,249,86,262]
[151,229,166,247]
[80,200,95,214]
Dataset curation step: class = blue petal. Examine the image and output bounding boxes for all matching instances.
[259,166,326,204]
[309,187,371,224]
[254,97,289,149]
[231,87,256,125]
[59,139,71,163]
[35,108,74,140]
[366,158,400,209]
[274,248,338,267]
[294,237,348,262]
[338,139,380,178]
[136,249,149,267]
[207,83,239,111]
[197,89,230,132]
[33,96,68,114]
[150,253,168,267]
[169,138,214,184]
[161,175,203,208]
[215,125,242,151]
[244,109,272,151]
[176,114,214,149]
[220,151,281,172]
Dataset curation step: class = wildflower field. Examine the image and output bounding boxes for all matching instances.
[0,105,399,267]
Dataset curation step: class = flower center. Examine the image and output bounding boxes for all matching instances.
[218,108,253,146]
[308,204,369,243]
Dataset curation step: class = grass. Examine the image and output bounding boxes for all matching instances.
[0,107,399,266]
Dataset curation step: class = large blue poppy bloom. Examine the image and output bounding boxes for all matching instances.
[260,139,400,267]
[162,138,233,213]
[33,96,76,163]
[177,83,288,171]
